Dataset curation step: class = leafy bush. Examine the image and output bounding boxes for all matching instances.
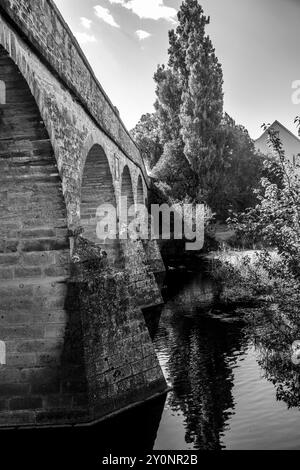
[229,123,300,281]
[210,250,275,303]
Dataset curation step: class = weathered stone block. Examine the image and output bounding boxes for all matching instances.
[0,383,30,397]
[9,396,42,411]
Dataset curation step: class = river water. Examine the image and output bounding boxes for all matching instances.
[149,265,300,450]
[4,261,300,458]
[83,262,300,452]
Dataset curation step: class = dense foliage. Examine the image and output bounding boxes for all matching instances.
[231,123,300,278]
[208,114,264,219]
[211,120,300,344]
[130,113,163,171]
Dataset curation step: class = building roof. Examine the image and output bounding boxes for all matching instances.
[255,120,300,145]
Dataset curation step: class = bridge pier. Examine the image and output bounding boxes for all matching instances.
[71,239,167,423]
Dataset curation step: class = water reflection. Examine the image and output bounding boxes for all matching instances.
[247,308,300,409]
[152,266,300,450]
[153,269,247,449]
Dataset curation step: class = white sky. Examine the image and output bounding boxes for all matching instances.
[54,0,300,139]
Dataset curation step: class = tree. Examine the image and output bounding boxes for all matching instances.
[179,15,224,201]
[131,113,162,170]
[154,66,182,145]
[154,0,224,203]
[212,116,264,220]
[168,0,211,87]
[151,138,197,201]
[133,1,262,221]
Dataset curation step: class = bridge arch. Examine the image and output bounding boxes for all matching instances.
[137,174,146,206]
[0,40,59,160]
[120,165,135,235]
[80,143,117,247]
[121,165,135,208]
[0,341,6,366]
[0,79,5,104]
[0,44,69,254]
[0,43,70,398]
[0,33,85,230]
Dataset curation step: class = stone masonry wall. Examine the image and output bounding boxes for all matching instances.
[71,239,167,422]
[121,240,163,310]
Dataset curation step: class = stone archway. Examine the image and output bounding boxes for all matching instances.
[0,79,5,104]
[0,45,69,274]
[80,144,118,258]
[121,166,134,207]
[120,165,135,235]
[0,341,6,365]
[0,45,71,418]
[136,175,145,206]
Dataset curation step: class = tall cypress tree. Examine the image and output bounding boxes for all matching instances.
[168,0,209,85]
[154,0,224,203]
[154,65,182,145]
[180,24,224,201]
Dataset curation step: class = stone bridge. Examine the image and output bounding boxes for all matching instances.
[0,0,167,428]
